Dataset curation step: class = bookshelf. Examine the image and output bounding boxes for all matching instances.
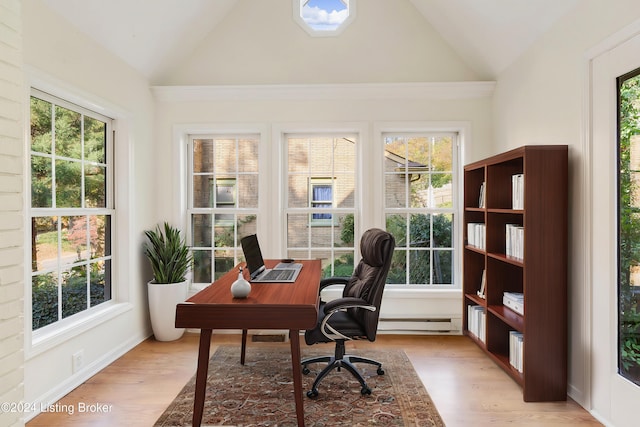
[462,145,568,402]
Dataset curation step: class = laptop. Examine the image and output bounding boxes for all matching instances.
[240,234,303,283]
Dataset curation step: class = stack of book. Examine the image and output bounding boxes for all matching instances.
[505,223,524,260]
[509,331,524,373]
[467,305,486,343]
[503,291,524,315]
[467,223,486,249]
[512,173,524,209]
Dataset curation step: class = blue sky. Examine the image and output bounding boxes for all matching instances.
[307,0,346,12]
[302,0,348,30]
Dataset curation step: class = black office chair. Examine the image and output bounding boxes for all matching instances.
[302,228,395,398]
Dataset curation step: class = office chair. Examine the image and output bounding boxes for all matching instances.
[302,228,395,398]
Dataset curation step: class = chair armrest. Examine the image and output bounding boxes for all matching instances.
[324,297,376,313]
[319,276,350,292]
[320,297,377,341]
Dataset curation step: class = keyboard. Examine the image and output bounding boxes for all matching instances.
[262,269,295,281]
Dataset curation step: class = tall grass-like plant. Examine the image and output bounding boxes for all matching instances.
[144,222,192,284]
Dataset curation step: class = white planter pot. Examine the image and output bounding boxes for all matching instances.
[147,280,188,341]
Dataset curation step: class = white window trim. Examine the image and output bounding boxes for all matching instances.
[174,123,269,292]
[309,177,335,226]
[373,121,469,291]
[292,0,356,37]
[24,69,134,358]
[274,123,368,260]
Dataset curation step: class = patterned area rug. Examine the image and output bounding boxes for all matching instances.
[155,345,445,427]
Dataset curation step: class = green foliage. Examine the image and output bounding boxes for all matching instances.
[340,214,355,246]
[322,253,354,279]
[384,213,452,284]
[619,73,640,380]
[621,303,640,373]
[144,223,192,284]
[32,270,107,330]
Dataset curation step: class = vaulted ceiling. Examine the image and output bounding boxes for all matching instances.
[40,0,578,83]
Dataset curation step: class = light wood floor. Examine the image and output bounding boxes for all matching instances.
[27,333,601,427]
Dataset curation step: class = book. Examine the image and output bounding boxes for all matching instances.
[467,223,486,249]
[505,224,524,260]
[467,304,486,343]
[512,174,524,209]
[479,182,486,208]
[509,331,524,373]
[503,292,524,315]
[477,269,486,299]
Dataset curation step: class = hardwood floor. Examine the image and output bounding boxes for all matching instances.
[27,333,601,426]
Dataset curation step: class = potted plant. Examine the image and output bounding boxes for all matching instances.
[144,222,192,341]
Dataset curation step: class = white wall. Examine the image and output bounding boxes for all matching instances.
[492,0,640,423]
[19,0,157,419]
[161,0,479,85]
[153,0,496,330]
[152,83,494,331]
[0,1,24,426]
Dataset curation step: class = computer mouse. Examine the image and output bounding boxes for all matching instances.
[281,258,295,263]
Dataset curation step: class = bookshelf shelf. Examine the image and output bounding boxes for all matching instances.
[463,145,568,402]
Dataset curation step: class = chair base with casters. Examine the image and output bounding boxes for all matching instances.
[302,339,385,398]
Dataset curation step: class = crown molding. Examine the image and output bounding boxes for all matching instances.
[151,81,495,102]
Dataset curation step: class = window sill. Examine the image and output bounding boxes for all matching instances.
[27,301,133,359]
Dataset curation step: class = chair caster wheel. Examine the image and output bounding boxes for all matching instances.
[307,389,319,398]
[302,367,310,375]
[361,386,372,395]
[377,367,385,375]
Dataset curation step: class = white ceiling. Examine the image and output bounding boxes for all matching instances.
[40,0,578,82]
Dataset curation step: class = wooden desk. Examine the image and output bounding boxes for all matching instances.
[175,259,321,427]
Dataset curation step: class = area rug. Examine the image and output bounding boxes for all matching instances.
[155,345,445,427]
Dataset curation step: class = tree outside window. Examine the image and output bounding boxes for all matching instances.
[383,134,455,286]
[29,91,113,331]
[618,70,640,384]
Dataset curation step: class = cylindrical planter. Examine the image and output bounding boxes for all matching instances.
[147,280,188,341]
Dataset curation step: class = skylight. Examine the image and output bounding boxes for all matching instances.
[294,0,355,36]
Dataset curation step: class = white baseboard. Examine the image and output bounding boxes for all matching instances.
[23,332,149,422]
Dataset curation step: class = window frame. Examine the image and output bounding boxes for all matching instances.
[374,123,464,291]
[616,67,640,386]
[26,84,129,352]
[281,130,361,278]
[309,177,334,224]
[187,134,261,288]
[293,0,356,37]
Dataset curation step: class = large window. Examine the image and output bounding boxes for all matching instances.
[285,135,357,278]
[618,69,640,385]
[188,136,259,285]
[185,129,459,288]
[29,90,113,331]
[383,133,456,286]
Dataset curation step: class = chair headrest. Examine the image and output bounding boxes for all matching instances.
[360,228,393,267]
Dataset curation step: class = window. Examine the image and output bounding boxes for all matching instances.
[310,178,333,222]
[383,133,456,286]
[189,136,259,284]
[286,135,356,278]
[294,0,356,36]
[29,90,113,331]
[618,69,640,385]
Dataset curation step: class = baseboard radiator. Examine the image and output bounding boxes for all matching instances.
[377,317,461,334]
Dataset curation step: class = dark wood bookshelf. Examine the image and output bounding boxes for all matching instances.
[462,145,568,402]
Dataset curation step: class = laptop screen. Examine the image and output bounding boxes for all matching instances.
[240,234,266,279]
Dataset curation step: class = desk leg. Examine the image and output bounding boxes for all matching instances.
[241,329,248,365]
[289,330,305,427]
[192,329,212,427]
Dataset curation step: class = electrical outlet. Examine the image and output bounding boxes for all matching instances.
[72,350,84,373]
